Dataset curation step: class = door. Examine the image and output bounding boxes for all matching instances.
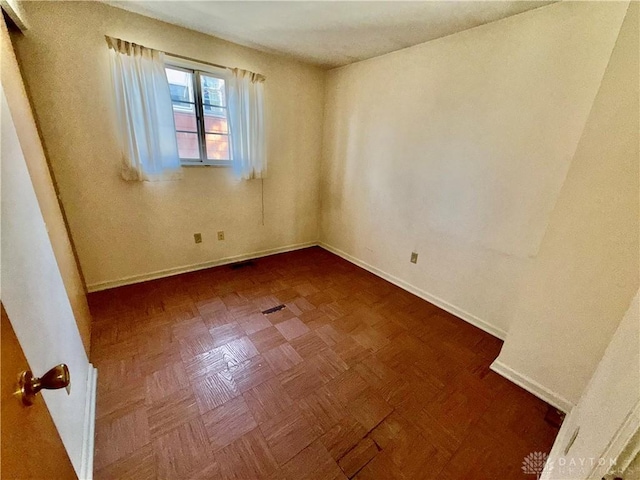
[1,305,76,479]
[1,13,96,480]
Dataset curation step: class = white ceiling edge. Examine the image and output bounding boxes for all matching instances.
[102,1,557,69]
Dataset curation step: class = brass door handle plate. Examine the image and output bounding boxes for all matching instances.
[18,364,70,406]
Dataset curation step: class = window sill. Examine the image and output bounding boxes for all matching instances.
[180,162,232,168]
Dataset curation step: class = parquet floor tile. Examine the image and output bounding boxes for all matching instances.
[320,415,369,462]
[337,438,379,478]
[281,440,345,480]
[152,418,215,479]
[249,326,288,353]
[232,354,276,392]
[192,370,240,414]
[298,385,346,434]
[202,395,258,451]
[215,428,279,480]
[94,444,157,480]
[91,247,558,479]
[147,388,200,438]
[243,377,295,425]
[259,406,322,465]
[263,343,304,374]
[94,407,150,471]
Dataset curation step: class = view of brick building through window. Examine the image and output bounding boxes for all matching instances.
[166,66,231,163]
[173,113,229,161]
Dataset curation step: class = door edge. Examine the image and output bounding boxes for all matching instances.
[80,365,97,480]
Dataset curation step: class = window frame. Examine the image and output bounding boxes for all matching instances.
[165,57,232,167]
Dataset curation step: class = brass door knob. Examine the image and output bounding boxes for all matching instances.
[18,364,70,406]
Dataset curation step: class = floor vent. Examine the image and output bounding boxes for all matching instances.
[230,260,256,270]
[262,304,286,315]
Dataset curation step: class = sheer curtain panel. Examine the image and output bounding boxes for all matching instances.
[106,36,182,181]
[227,68,266,180]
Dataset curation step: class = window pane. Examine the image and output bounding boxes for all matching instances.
[173,105,197,132]
[204,114,228,134]
[172,100,195,112]
[205,133,230,161]
[200,74,226,107]
[176,132,200,160]
[165,68,194,103]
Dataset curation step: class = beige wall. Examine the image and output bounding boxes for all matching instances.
[494,2,639,407]
[320,1,628,338]
[12,1,325,290]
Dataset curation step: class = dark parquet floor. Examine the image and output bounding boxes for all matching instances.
[89,247,558,479]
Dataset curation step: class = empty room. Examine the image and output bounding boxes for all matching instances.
[1,0,638,479]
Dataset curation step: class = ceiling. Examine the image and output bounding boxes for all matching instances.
[105,1,554,69]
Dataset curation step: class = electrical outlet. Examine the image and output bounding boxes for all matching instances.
[217,231,225,241]
[410,252,418,264]
[194,233,202,244]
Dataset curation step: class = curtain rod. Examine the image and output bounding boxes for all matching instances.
[165,51,267,82]
[105,35,266,81]
[164,51,230,72]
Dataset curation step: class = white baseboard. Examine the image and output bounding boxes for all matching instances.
[87,242,318,292]
[318,242,507,340]
[80,365,97,480]
[490,359,574,413]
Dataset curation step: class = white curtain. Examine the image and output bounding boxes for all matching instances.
[227,68,266,180]
[106,36,182,181]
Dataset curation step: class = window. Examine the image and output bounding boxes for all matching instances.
[165,63,231,166]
